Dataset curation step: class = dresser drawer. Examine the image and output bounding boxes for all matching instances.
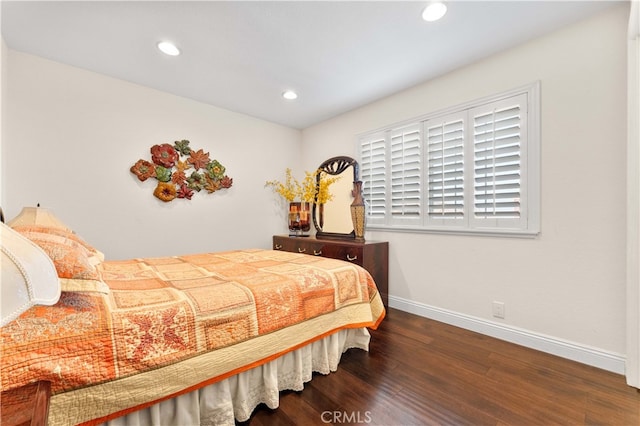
[273,235,388,306]
[272,237,363,264]
[273,236,323,255]
[316,244,364,266]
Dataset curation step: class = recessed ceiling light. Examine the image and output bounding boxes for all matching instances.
[157,41,180,56]
[422,2,447,22]
[282,90,298,100]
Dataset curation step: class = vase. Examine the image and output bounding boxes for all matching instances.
[288,202,311,237]
[350,181,365,242]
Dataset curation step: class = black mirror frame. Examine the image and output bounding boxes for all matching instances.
[313,156,359,240]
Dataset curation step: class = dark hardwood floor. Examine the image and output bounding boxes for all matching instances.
[239,308,640,426]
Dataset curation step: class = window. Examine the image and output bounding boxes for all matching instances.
[358,82,540,236]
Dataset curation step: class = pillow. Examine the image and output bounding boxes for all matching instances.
[12,227,109,294]
[0,222,61,326]
[11,222,110,295]
[12,225,105,265]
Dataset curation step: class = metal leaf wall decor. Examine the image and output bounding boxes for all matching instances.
[130,140,233,202]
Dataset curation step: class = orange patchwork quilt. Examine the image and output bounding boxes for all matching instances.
[1,249,385,425]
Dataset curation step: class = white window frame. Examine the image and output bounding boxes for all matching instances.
[357,82,540,237]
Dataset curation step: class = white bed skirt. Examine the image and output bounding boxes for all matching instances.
[102,327,371,426]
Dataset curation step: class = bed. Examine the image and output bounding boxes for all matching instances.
[0,222,385,425]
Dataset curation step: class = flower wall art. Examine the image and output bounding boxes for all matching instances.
[130,140,233,202]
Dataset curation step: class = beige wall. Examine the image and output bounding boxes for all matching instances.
[626,0,640,387]
[2,50,302,259]
[302,5,629,362]
[1,38,6,208]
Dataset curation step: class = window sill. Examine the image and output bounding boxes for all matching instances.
[366,224,540,239]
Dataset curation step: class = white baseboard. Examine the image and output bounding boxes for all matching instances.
[389,295,626,375]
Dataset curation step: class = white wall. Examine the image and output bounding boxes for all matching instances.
[302,4,629,362]
[1,38,6,210]
[626,0,640,388]
[3,50,301,259]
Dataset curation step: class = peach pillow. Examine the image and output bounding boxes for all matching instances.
[12,225,104,263]
[12,227,101,281]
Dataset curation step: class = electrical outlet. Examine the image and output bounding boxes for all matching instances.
[492,301,505,319]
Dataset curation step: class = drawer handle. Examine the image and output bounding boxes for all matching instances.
[313,250,322,256]
[347,254,358,261]
[298,247,306,253]
[274,244,283,250]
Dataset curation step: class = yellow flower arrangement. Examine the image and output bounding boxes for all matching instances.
[266,168,341,203]
[265,168,301,202]
[306,170,341,204]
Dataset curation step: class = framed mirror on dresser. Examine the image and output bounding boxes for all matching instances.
[312,156,358,240]
[274,155,388,307]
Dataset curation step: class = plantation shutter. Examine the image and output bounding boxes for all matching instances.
[426,114,465,226]
[356,83,538,235]
[390,124,421,223]
[360,132,387,223]
[470,93,528,229]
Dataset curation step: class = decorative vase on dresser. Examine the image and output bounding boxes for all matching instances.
[273,235,389,307]
[350,180,365,242]
[288,202,311,237]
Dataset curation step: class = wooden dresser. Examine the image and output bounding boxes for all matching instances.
[273,235,388,306]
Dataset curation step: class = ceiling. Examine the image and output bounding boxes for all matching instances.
[1,1,622,129]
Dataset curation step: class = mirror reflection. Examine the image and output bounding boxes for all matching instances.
[316,169,353,234]
[313,156,359,240]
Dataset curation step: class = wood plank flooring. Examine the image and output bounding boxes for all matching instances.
[238,308,640,426]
